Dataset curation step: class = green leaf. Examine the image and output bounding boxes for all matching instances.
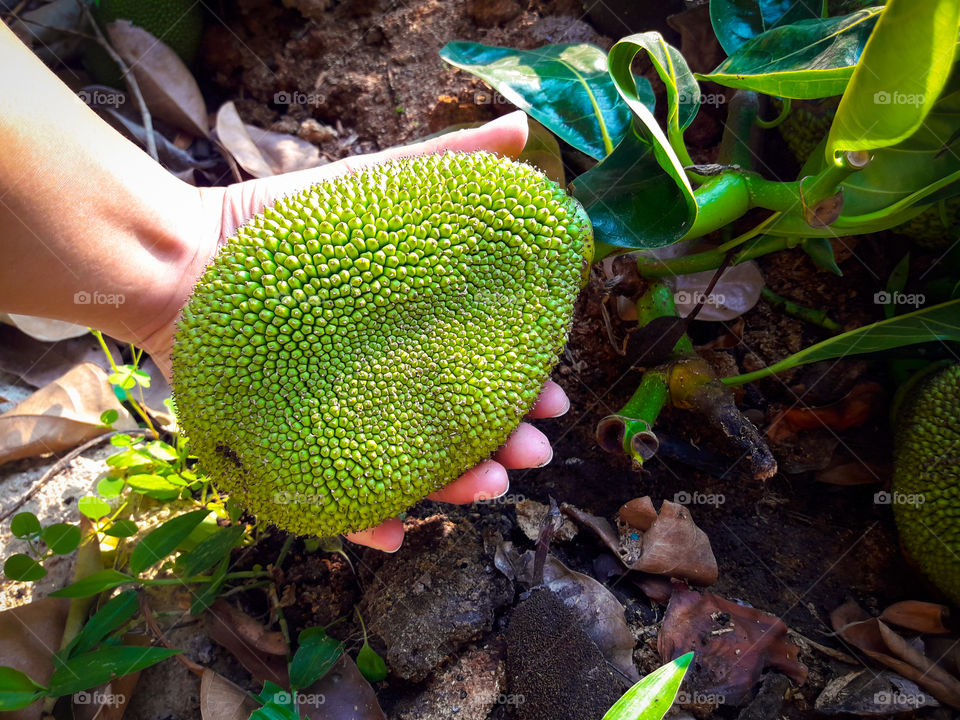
[178,525,245,577]
[48,646,180,697]
[130,509,209,574]
[126,473,182,500]
[109,433,134,447]
[144,441,178,462]
[699,8,881,98]
[289,627,343,690]
[78,496,112,520]
[103,519,138,538]
[41,523,81,555]
[724,299,960,385]
[608,33,700,164]
[439,41,640,159]
[602,652,692,720]
[801,237,842,275]
[50,569,135,598]
[190,555,230,615]
[10,512,41,539]
[710,0,824,55]
[885,253,912,319]
[4,554,46,582]
[356,640,387,683]
[106,449,155,468]
[64,590,138,658]
[97,475,125,498]
[571,123,696,249]
[826,0,960,158]
[99,408,119,426]
[251,682,300,720]
[0,666,46,711]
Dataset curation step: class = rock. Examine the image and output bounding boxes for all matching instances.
[393,645,507,720]
[466,0,521,26]
[515,499,577,542]
[506,587,623,720]
[358,515,513,682]
[298,118,338,144]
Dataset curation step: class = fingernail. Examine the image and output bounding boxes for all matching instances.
[537,445,554,468]
[486,109,526,126]
[555,394,571,417]
[492,477,511,499]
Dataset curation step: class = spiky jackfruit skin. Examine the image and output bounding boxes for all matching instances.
[893,364,960,604]
[776,99,837,162]
[172,152,592,537]
[891,198,960,249]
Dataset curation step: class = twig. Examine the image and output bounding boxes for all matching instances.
[139,591,206,676]
[74,0,158,161]
[0,430,149,523]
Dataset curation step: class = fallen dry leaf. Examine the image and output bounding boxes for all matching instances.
[0,596,70,720]
[815,461,887,486]
[1,313,89,342]
[880,601,952,635]
[0,324,116,389]
[299,653,386,719]
[200,669,260,720]
[814,669,940,714]
[672,261,764,322]
[0,362,136,466]
[205,600,289,687]
[767,383,885,442]
[214,102,274,178]
[106,21,208,138]
[659,584,807,706]
[215,101,324,178]
[831,599,960,709]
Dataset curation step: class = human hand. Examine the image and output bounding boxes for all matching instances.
[143,110,570,551]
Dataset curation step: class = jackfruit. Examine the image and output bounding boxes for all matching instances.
[172,151,592,537]
[776,98,838,163]
[892,363,960,604]
[891,199,960,249]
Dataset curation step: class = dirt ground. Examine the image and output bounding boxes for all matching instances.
[1,0,957,718]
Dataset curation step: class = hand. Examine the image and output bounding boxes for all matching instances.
[143,111,570,551]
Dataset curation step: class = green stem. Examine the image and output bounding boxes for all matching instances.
[639,235,797,278]
[760,287,842,332]
[635,281,694,354]
[756,97,791,129]
[144,570,268,585]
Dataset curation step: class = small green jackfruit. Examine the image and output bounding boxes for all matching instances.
[173,152,592,537]
[776,98,838,163]
[893,363,960,604]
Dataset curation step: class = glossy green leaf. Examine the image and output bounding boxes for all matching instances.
[41,523,81,555]
[710,0,824,55]
[724,299,960,385]
[608,33,699,163]
[50,569,134,598]
[10,512,41,539]
[99,408,119,426]
[106,450,155,468]
[78,496,112,520]
[439,41,642,159]
[177,524,244,577]
[190,555,229,616]
[356,640,388,683]
[251,681,300,720]
[0,666,46,711]
[289,627,343,690]
[826,0,960,157]
[103,519,138,538]
[801,237,842,275]
[126,473,182,500]
[97,475,125,498]
[48,646,180,697]
[144,441,178,462]
[3,554,45,582]
[572,124,696,249]
[699,8,882,98]
[603,652,692,720]
[64,590,138,657]
[130,508,209,574]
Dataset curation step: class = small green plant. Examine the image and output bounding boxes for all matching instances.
[603,651,692,720]
[441,0,960,466]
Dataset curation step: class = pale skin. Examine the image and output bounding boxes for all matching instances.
[0,25,568,551]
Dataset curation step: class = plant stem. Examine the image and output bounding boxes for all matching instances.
[144,570,269,585]
[760,287,842,331]
[638,235,797,278]
[756,97,791,129]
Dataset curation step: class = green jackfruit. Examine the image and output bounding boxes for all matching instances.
[891,199,960,249]
[172,152,592,537]
[776,98,838,163]
[893,363,960,604]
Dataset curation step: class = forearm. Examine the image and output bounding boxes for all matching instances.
[0,23,215,347]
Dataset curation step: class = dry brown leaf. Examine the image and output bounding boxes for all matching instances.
[0,362,136,465]
[200,669,260,720]
[619,497,658,531]
[659,584,807,706]
[106,21,208,138]
[0,324,116,389]
[299,654,386,720]
[243,123,323,174]
[214,102,275,178]
[0,596,70,720]
[673,261,764,322]
[1,313,89,342]
[767,382,885,442]
[880,601,952,635]
[205,600,289,687]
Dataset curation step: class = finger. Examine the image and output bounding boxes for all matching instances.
[527,380,569,419]
[344,516,404,552]
[426,459,509,504]
[493,422,553,469]
[235,110,530,222]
